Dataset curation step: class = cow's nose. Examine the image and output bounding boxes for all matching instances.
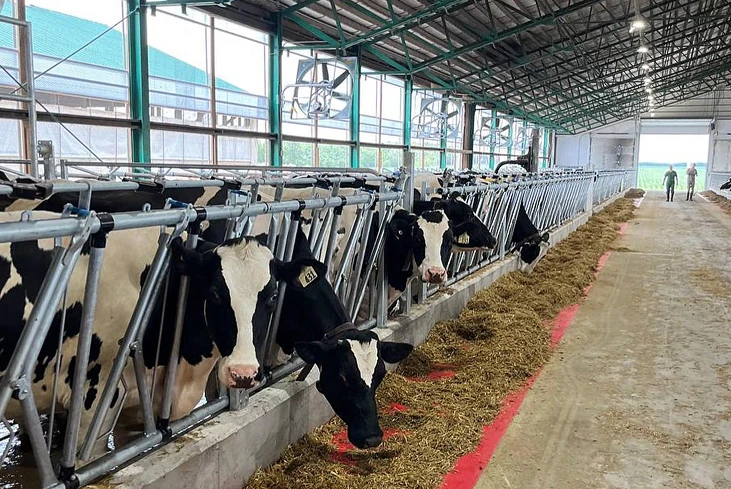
[425,267,447,283]
[227,366,259,389]
[362,435,383,448]
[487,236,497,249]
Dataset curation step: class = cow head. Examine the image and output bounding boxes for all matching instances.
[518,232,550,273]
[433,193,497,251]
[295,330,412,449]
[389,209,452,284]
[172,235,277,389]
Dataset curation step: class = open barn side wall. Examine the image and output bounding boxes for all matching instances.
[99,190,629,489]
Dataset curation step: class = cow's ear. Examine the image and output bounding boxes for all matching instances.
[541,232,550,243]
[295,341,327,365]
[380,342,413,364]
[448,191,461,201]
[254,233,268,247]
[171,237,202,274]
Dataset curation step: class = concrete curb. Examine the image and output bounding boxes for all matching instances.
[95,192,625,489]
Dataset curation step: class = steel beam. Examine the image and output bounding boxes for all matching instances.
[128,0,151,165]
[403,76,413,150]
[409,0,605,75]
[350,46,361,168]
[269,15,283,166]
[352,0,473,48]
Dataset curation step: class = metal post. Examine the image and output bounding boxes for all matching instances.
[269,15,282,167]
[263,212,300,367]
[489,109,497,170]
[80,232,176,461]
[350,46,361,168]
[60,230,107,480]
[462,103,475,170]
[19,387,56,489]
[403,77,412,151]
[158,222,200,429]
[0,233,88,419]
[128,0,151,166]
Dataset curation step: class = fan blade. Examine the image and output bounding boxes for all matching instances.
[446,110,459,118]
[331,69,351,89]
[321,63,330,82]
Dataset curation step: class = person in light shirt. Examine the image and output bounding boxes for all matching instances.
[686,163,698,201]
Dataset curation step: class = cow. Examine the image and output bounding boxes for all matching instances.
[721,177,731,190]
[510,202,550,273]
[381,207,453,308]
[412,192,497,251]
[271,225,413,449]
[0,210,278,458]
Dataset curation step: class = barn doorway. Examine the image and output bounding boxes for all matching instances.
[637,132,709,191]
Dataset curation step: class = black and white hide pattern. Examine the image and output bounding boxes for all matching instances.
[412,192,497,251]
[271,226,413,449]
[384,208,452,305]
[0,211,277,454]
[511,203,550,273]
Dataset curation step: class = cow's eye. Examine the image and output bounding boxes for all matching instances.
[397,229,403,236]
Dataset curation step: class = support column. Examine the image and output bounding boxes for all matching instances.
[128,0,151,165]
[349,47,361,168]
[403,76,412,150]
[269,15,282,167]
[489,108,497,169]
[506,116,514,159]
[439,94,447,169]
[462,102,475,170]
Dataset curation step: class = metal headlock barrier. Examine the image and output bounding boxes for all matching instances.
[0,161,632,488]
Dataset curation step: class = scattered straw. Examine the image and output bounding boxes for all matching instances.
[690,267,731,298]
[700,190,731,217]
[245,197,638,489]
[624,188,646,199]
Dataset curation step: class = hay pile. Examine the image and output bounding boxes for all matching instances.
[246,197,638,489]
[700,190,731,217]
[624,188,646,199]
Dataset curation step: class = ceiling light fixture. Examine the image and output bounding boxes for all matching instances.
[644,77,652,85]
[641,62,652,71]
[629,17,649,33]
[637,44,650,54]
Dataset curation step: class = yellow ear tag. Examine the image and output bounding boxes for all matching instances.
[457,233,470,245]
[297,266,318,288]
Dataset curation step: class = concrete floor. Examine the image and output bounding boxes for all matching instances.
[476,191,731,489]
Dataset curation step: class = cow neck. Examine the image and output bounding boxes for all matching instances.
[296,321,357,381]
[512,231,541,251]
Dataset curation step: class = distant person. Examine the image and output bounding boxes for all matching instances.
[686,163,698,201]
[662,165,678,202]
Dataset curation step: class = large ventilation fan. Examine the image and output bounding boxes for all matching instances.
[412,97,462,139]
[492,117,512,148]
[286,57,356,120]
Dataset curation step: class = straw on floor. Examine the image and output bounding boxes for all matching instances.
[246,196,639,489]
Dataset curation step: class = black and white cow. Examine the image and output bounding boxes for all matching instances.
[272,225,413,449]
[382,208,453,307]
[721,178,731,190]
[510,202,550,273]
[0,211,277,454]
[412,192,497,251]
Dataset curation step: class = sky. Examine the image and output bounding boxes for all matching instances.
[24,0,268,94]
[638,134,709,164]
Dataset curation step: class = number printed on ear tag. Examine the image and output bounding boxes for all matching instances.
[457,233,470,245]
[297,266,318,288]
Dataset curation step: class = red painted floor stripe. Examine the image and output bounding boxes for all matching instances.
[441,224,630,489]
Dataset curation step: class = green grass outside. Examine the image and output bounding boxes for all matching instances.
[637,163,706,191]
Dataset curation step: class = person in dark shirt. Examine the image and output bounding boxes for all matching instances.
[662,165,678,202]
